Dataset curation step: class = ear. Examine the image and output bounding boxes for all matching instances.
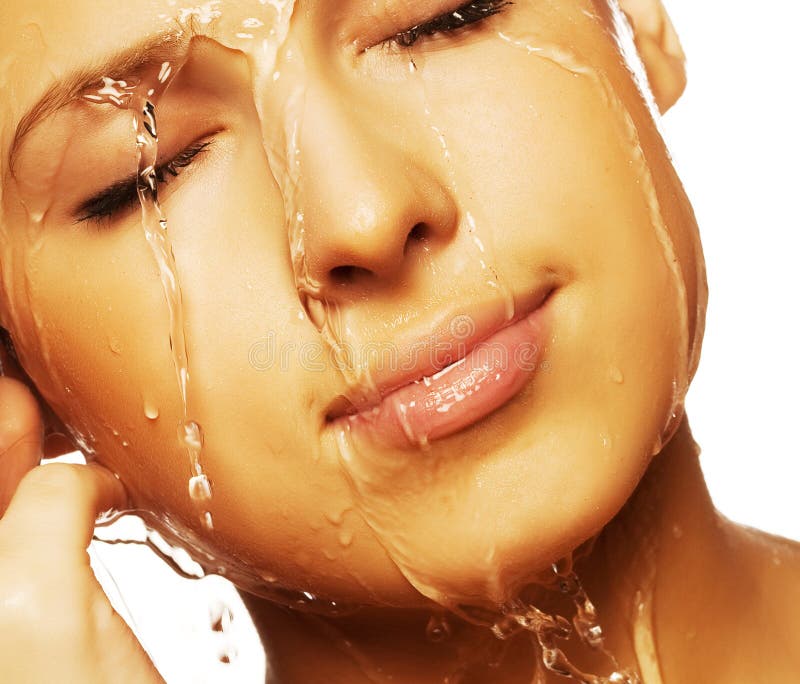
[619,0,687,113]
[0,327,78,459]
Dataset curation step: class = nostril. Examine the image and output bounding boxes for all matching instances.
[404,223,430,256]
[328,223,432,284]
[329,264,371,285]
[409,223,430,242]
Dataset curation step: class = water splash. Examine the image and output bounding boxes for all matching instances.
[93,509,358,616]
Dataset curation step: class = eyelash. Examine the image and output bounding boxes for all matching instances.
[75,140,212,224]
[392,0,512,48]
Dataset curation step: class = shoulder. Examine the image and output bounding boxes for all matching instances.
[721,517,800,575]
[719,515,800,592]
[718,516,800,671]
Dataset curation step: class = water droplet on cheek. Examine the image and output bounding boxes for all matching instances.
[179,420,204,451]
[108,336,122,355]
[324,505,349,526]
[305,295,327,330]
[337,528,354,548]
[143,402,160,420]
[189,473,212,503]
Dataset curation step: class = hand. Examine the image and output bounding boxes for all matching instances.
[0,376,165,684]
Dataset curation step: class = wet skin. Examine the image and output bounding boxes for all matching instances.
[1,1,799,682]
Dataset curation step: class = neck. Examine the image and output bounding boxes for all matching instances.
[573,413,729,683]
[242,415,735,683]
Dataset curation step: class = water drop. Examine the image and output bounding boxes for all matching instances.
[324,506,348,525]
[210,600,234,632]
[609,366,624,384]
[306,295,327,329]
[189,473,212,503]
[425,614,452,643]
[157,62,172,83]
[338,529,354,547]
[491,615,523,640]
[180,420,204,451]
[144,402,160,420]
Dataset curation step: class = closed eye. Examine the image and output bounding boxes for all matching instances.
[391,0,512,48]
[74,139,213,225]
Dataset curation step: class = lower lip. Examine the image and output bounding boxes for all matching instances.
[337,306,549,450]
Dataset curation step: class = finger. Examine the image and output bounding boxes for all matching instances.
[0,462,128,556]
[0,377,44,516]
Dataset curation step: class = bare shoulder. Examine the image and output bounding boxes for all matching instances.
[718,515,800,677]
[721,515,800,576]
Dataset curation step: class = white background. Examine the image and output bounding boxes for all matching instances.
[663,0,800,541]
[85,2,800,682]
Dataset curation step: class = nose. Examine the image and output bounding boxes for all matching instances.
[293,85,458,291]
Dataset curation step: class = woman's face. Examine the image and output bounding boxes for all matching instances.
[0,0,705,609]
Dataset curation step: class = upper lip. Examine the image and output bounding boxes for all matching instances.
[324,283,556,422]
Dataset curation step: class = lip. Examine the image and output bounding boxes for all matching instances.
[325,285,555,449]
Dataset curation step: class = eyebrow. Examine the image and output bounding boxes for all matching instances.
[8,28,194,170]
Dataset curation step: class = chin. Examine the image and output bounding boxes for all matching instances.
[319,387,672,611]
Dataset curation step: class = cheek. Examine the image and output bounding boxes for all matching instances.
[8,133,404,603]
[17,221,209,515]
[321,34,685,606]
[438,37,685,458]
[163,143,407,600]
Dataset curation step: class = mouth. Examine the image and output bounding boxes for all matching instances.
[325,285,555,450]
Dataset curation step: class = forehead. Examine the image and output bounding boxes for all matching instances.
[0,0,275,133]
[0,1,285,184]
